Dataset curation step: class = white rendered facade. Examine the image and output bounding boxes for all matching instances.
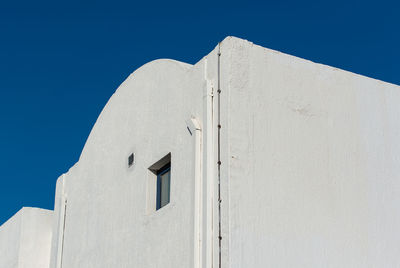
[1,37,400,267]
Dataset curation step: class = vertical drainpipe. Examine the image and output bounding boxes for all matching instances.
[205,58,215,268]
[59,199,67,268]
[56,175,67,268]
[217,43,222,268]
[189,117,203,268]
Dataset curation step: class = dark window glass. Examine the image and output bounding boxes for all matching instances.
[156,164,171,210]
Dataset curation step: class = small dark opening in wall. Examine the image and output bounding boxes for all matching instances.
[128,153,134,167]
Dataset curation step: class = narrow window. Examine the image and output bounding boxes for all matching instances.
[156,163,171,210]
[148,153,171,212]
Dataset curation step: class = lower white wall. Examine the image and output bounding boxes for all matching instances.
[0,207,53,268]
[19,208,53,268]
[0,209,22,268]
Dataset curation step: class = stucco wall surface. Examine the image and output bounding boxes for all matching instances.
[220,37,400,267]
[0,207,53,268]
[0,209,22,268]
[52,56,217,268]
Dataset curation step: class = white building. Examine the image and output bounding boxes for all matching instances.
[1,36,400,268]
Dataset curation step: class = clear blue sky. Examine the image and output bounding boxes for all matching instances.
[0,0,399,225]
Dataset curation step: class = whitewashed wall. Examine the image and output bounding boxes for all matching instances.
[50,56,220,268]
[220,37,400,267]
[0,207,53,268]
[0,209,21,268]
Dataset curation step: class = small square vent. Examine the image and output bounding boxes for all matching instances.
[128,153,134,167]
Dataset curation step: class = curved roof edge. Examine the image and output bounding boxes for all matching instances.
[78,58,193,162]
